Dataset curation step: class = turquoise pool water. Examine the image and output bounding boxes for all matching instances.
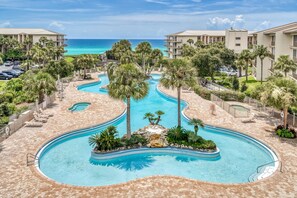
[38,74,277,186]
[68,102,91,112]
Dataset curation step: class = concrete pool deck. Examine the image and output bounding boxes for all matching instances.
[0,73,296,197]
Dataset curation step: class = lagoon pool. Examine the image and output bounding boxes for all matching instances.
[37,74,277,186]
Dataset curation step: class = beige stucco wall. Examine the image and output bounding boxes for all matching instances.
[225,30,248,54]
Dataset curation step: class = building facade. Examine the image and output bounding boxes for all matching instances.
[0,28,66,49]
[165,30,226,59]
[252,22,297,81]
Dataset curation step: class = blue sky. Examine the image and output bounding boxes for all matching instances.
[0,0,296,38]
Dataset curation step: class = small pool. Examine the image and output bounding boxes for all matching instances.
[68,102,91,112]
[230,105,250,112]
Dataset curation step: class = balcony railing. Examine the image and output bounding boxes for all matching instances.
[166,39,182,43]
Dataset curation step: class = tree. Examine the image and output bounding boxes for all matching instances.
[160,59,197,127]
[188,118,204,135]
[108,64,149,138]
[238,49,254,82]
[187,39,194,46]
[232,76,240,91]
[191,48,221,81]
[73,55,95,78]
[143,110,165,125]
[181,44,196,58]
[24,71,57,104]
[254,45,273,84]
[0,52,3,65]
[274,55,297,77]
[135,42,152,73]
[45,59,74,79]
[111,40,132,61]
[260,77,297,128]
[235,58,245,77]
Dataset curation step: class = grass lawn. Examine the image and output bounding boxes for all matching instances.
[65,56,74,63]
[238,75,263,93]
[0,80,6,91]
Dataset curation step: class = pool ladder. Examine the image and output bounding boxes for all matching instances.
[248,160,282,182]
[26,153,39,166]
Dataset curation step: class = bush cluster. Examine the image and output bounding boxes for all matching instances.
[275,125,296,139]
[167,126,216,150]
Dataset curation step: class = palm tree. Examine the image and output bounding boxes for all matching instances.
[143,113,155,125]
[0,52,3,65]
[187,39,194,46]
[239,49,254,81]
[135,42,152,72]
[254,45,273,84]
[74,55,95,78]
[274,55,297,77]
[260,77,297,128]
[155,110,165,125]
[108,64,149,138]
[235,58,245,77]
[160,59,197,127]
[188,118,204,135]
[24,71,57,104]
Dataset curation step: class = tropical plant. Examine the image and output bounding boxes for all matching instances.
[73,54,95,78]
[143,110,165,125]
[187,39,194,46]
[238,49,254,81]
[88,126,122,151]
[188,118,204,135]
[160,59,197,126]
[45,59,74,79]
[24,71,57,104]
[111,40,132,61]
[108,64,149,138]
[260,77,297,128]
[232,76,240,91]
[235,58,245,77]
[274,55,297,77]
[254,45,273,84]
[135,42,152,72]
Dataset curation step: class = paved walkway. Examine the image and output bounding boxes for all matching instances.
[0,73,296,198]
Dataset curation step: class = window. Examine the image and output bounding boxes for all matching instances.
[293,49,297,60]
[235,43,241,46]
[293,35,297,47]
[235,37,241,40]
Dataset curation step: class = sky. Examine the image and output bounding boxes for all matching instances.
[0,0,296,39]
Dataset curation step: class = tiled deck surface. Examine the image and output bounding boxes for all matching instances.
[0,73,296,198]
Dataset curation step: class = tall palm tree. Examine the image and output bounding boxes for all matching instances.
[238,49,254,81]
[135,42,152,72]
[254,45,273,84]
[274,55,297,77]
[260,77,297,128]
[74,55,95,78]
[235,58,245,77]
[24,71,57,104]
[108,64,149,138]
[160,59,197,127]
[188,118,204,135]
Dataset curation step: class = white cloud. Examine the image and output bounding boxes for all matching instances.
[145,0,169,5]
[254,20,271,31]
[0,21,12,28]
[207,15,245,29]
[49,21,65,30]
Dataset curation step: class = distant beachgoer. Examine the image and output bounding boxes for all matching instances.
[210,104,216,115]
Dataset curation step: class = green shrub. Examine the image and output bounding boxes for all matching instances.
[0,116,9,125]
[167,126,216,150]
[276,128,296,139]
[124,134,147,147]
[241,82,248,92]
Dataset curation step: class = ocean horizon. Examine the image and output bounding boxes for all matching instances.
[65,39,167,56]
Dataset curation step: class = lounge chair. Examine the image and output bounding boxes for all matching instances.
[182,87,192,93]
[33,113,47,123]
[241,113,256,123]
[25,121,43,127]
[34,111,50,119]
[38,108,54,117]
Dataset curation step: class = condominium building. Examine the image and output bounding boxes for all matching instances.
[252,22,297,81]
[0,28,66,48]
[165,30,225,59]
[165,29,252,59]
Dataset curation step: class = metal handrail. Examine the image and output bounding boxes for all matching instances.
[257,160,282,173]
[26,153,39,166]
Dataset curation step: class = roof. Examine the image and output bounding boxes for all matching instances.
[167,30,226,37]
[254,22,297,34]
[0,28,64,35]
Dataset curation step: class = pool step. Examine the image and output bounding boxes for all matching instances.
[249,165,276,182]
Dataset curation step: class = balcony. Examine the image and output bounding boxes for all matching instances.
[293,42,297,47]
[166,39,182,43]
